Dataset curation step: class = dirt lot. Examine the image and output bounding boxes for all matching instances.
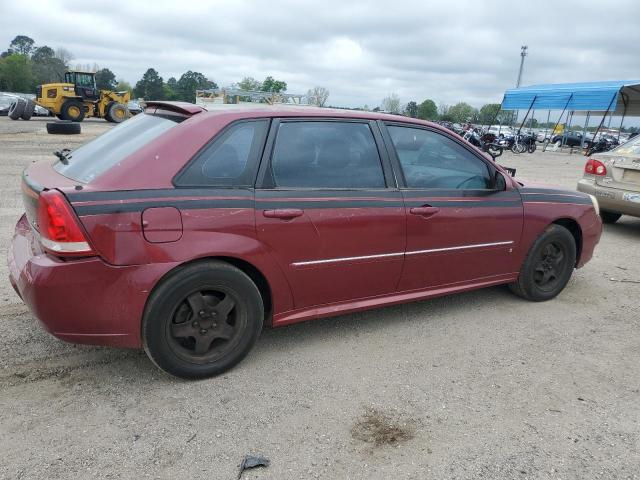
[0,116,638,480]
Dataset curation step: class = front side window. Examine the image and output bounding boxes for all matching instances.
[270,121,385,188]
[176,120,269,186]
[388,126,492,189]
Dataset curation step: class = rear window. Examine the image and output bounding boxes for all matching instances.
[54,113,181,183]
[612,135,640,157]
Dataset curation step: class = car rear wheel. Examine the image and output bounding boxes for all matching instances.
[552,140,562,151]
[142,261,264,379]
[600,211,621,224]
[509,224,576,302]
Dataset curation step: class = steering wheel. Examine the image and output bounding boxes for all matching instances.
[455,175,487,189]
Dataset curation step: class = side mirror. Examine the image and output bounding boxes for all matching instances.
[493,171,507,191]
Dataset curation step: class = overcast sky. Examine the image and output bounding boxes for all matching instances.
[2,0,640,109]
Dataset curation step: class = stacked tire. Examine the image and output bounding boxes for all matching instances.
[8,98,36,120]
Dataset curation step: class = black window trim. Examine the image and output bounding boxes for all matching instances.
[378,120,500,191]
[255,117,396,191]
[172,118,271,188]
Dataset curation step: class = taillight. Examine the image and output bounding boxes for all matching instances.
[36,189,94,256]
[585,159,607,176]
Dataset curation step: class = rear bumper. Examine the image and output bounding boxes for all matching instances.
[8,214,178,348]
[577,178,640,217]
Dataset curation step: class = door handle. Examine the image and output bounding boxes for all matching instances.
[263,208,304,220]
[409,206,440,217]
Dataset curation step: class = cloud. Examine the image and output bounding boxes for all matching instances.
[2,0,639,108]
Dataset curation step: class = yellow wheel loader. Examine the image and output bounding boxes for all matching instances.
[14,71,131,123]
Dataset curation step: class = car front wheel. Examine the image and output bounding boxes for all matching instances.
[142,261,264,379]
[509,224,576,302]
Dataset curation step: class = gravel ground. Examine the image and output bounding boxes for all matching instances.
[0,116,639,480]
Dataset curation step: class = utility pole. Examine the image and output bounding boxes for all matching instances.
[516,45,528,88]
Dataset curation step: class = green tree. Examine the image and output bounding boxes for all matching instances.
[417,99,438,120]
[238,76,261,91]
[176,71,216,102]
[31,46,66,86]
[404,101,418,118]
[0,53,33,92]
[447,102,477,123]
[478,103,501,125]
[134,68,165,100]
[261,76,287,93]
[115,79,132,92]
[7,35,35,56]
[95,68,117,90]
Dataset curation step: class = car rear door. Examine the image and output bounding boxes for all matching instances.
[255,118,405,310]
[381,122,524,291]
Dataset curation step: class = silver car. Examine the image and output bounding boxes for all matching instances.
[578,135,640,223]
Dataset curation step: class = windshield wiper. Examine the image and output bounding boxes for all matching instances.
[53,149,71,165]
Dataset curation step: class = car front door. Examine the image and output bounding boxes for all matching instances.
[255,119,405,310]
[381,123,524,291]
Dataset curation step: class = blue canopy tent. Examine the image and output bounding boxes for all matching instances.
[499,80,640,150]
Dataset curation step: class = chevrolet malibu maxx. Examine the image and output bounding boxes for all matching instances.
[9,103,602,378]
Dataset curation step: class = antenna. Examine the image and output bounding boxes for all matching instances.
[516,45,528,88]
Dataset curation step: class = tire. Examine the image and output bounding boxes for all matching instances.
[21,100,35,120]
[60,99,85,122]
[511,143,526,154]
[8,98,26,120]
[528,142,537,153]
[552,140,562,152]
[487,145,503,159]
[509,224,577,302]
[46,121,81,135]
[107,102,128,123]
[600,211,621,224]
[142,261,264,379]
[104,101,115,122]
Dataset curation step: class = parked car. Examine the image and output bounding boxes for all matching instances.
[486,125,514,138]
[33,103,51,116]
[0,95,13,116]
[578,134,640,223]
[9,103,602,378]
[128,100,143,115]
[550,131,588,150]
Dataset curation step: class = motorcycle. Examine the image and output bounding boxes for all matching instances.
[463,129,503,159]
[510,132,537,154]
[586,136,619,156]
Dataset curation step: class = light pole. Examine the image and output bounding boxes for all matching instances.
[516,45,528,88]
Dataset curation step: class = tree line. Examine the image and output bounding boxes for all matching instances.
[0,35,330,106]
[376,94,515,125]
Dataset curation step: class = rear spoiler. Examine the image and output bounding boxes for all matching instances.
[143,101,206,116]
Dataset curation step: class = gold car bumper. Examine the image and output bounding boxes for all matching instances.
[577,179,640,217]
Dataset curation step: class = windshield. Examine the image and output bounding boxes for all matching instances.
[612,135,640,157]
[54,113,181,183]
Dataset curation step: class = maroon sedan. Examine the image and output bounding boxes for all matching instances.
[9,102,602,378]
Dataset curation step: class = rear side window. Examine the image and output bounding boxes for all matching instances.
[270,121,385,188]
[54,113,181,183]
[388,126,491,189]
[175,120,269,187]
